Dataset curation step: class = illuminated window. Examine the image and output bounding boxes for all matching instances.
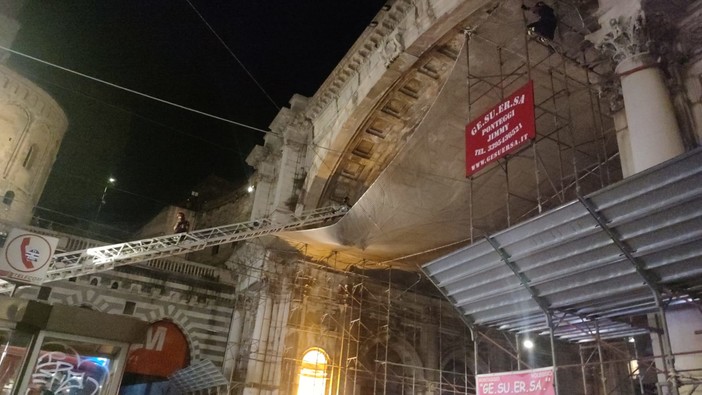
[297,348,328,395]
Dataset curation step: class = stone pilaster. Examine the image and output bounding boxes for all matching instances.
[246,143,277,220]
[272,119,311,220]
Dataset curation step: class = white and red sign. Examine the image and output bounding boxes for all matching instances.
[0,229,58,284]
[477,367,555,395]
[466,80,536,176]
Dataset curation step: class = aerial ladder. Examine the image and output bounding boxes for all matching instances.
[0,206,346,290]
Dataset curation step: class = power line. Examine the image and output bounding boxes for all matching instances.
[2,45,462,185]
[185,0,281,111]
[0,44,276,136]
[16,68,260,154]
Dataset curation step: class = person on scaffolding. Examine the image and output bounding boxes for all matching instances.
[522,1,557,41]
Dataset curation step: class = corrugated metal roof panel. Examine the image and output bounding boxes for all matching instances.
[422,149,702,342]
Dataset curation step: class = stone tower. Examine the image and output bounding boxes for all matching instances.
[0,2,67,224]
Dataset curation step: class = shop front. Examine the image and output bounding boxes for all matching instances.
[0,296,147,395]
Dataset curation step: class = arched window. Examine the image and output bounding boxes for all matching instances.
[297,348,328,395]
[3,191,15,206]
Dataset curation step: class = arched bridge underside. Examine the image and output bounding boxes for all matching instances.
[279,0,619,270]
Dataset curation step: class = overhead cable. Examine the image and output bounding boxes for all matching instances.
[185,0,281,111]
[0,44,275,136]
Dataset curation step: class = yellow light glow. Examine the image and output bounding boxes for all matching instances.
[297,349,328,395]
[629,359,639,378]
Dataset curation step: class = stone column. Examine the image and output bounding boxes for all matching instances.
[244,292,273,395]
[587,1,684,177]
[271,278,293,391]
[222,301,246,382]
[617,53,684,175]
[422,306,440,395]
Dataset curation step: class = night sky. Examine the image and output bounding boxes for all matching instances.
[8,0,385,238]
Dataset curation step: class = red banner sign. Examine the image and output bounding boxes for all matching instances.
[477,367,555,395]
[466,80,536,176]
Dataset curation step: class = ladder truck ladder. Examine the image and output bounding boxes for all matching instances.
[21,206,345,286]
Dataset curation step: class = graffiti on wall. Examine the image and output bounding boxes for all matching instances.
[30,343,110,395]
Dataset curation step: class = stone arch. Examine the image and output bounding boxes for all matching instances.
[120,319,192,395]
[296,347,332,394]
[441,339,489,372]
[139,303,200,362]
[358,333,427,392]
[440,346,477,395]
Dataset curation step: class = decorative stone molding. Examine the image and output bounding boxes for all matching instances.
[598,78,624,112]
[304,0,417,121]
[245,145,268,168]
[587,0,690,64]
[590,10,648,63]
[283,119,312,150]
[383,35,405,67]
[317,30,465,205]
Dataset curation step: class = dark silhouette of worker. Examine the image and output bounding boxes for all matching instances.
[522,1,557,40]
[174,212,190,233]
[173,212,190,233]
[173,212,190,244]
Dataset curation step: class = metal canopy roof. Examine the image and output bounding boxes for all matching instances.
[422,148,702,342]
[169,359,229,393]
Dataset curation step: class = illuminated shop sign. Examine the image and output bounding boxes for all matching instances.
[465,80,536,176]
[477,367,555,395]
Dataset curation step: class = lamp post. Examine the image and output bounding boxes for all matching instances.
[95,177,117,221]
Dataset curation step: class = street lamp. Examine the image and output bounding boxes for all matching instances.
[95,177,117,221]
[522,339,535,349]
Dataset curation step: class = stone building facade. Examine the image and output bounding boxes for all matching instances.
[1,1,701,395]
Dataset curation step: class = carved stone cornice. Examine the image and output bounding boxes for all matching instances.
[304,0,417,121]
